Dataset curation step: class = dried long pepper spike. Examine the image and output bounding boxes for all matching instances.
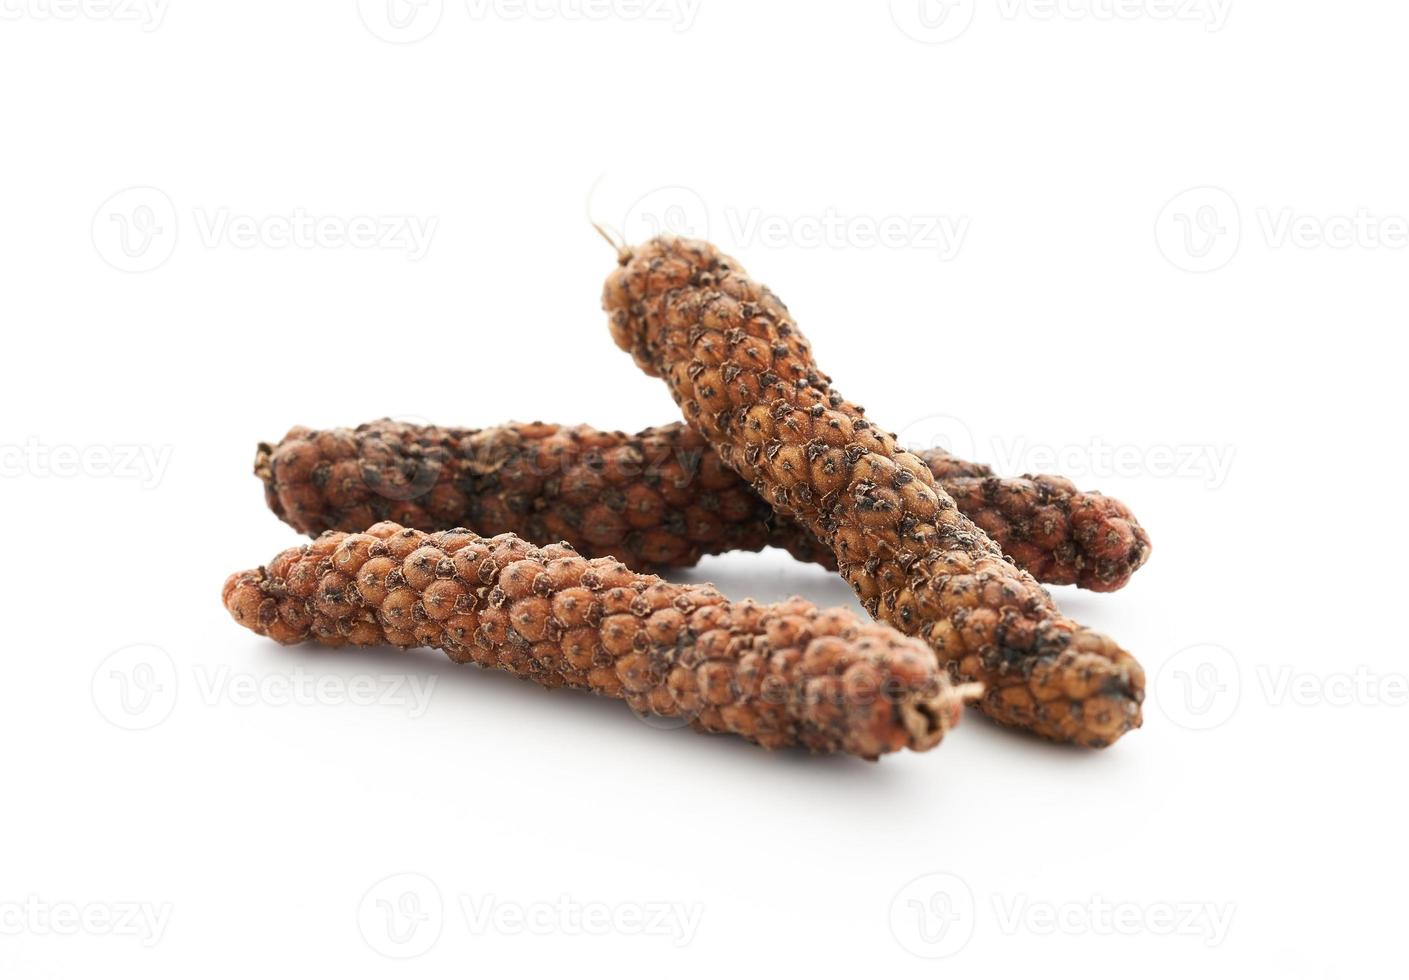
[256,420,1149,591]
[223,522,976,758]
[602,235,1145,746]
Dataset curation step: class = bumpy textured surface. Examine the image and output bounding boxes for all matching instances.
[256,420,1149,590]
[946,472,1149,591]
[223,522,974,758]
[603,235,1145,746]
[255,421,828,570]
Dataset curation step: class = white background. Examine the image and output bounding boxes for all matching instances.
[1,2,1403,977]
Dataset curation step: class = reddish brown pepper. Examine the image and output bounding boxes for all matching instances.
[603,236,1145,747]
[256,419,1148,591]
[223,522,977,759]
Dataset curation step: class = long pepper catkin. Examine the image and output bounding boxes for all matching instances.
[603,236,1144,746]
[256,419,1149,591]
[223,522,974,758]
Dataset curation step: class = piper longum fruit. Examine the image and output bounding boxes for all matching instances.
[223,522,975,759]
[256,419,1149,591]
[603,235,1145,747]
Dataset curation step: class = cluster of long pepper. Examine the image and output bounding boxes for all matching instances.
[226,235,1150,758]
